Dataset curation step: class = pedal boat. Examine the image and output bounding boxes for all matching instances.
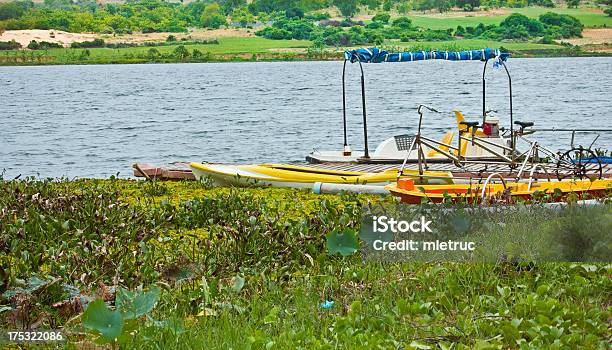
[309,47,514,164]
[190,163,454,188]
[386,178,612,204]
[308,111,511,164]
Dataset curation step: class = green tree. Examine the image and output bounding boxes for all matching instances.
[219,0,247,14]
[146,48,160,60]
[361,0,381,10]
[539,12,583,37]
[372,13,390,23]
[27,40,40,50]
[456,0,481,10]
[416,0,434,12]
[285,7,304,18]
[397,1,411,13]
[507,0,528,7]
[0,2,26,21]
[173,45,190,60]
[201,3,227,29]
[231,7,256,26]
[567,0,580,8]
[106,15,131,34]
[500,13,543,36]
[434,0,451,12]
[392,16,412,29]
[605,6,612,16]
[333,0,358,18]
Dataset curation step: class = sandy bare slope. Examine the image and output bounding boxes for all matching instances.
[0,28,255,48]
[566,28,612,45]
[0,29,97,47]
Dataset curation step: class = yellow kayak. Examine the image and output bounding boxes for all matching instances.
[190,163,453,188]
[386,178,612,204]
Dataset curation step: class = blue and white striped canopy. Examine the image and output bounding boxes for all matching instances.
[344,48,509,63]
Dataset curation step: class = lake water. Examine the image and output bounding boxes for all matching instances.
[1,58,611,178]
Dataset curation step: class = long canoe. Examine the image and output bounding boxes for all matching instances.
[190,163,454,188]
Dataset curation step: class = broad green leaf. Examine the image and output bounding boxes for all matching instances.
[199,277,211,305]
[326,229,359,256]
[196,308,217,317]
[167,266,196,284]
[115,319,139,345]
[438,342,452,350]
[150,318,185,335]
[231,275,245,294]
[116,286,160,320]
[213,302,246,314]
[409,340,432,349]
[264,306,280,325]
[82,299,123,342]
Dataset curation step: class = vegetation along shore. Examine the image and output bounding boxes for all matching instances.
[0,178,611,348]
[1,0,611,66]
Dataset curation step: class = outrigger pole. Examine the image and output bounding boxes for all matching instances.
[341,57,370,158]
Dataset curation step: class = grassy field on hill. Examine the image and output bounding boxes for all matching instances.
[391,38,563,51]
[410,7,612,29]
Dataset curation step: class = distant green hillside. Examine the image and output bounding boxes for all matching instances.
[410,7,612,29]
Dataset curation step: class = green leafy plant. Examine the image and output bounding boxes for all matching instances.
[326,229,359,256]
[82,285,161,345]
[82,299,124,342]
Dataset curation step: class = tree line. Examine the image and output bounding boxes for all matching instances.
[0,0,605,35]
[257,11,584,46]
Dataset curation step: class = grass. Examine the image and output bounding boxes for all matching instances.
[58,36,310,61]
[388,38,564,51]
[0,36,587,66]
[0,178,610,348]
[410,7,612,30]
[0,37,314,65]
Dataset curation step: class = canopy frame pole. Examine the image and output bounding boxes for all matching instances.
[342,59,348,150]
[481,59,488,127]
[357,59,370,158]
[342,59,348,148]
[500,60,514,156]
[482,57,514,162]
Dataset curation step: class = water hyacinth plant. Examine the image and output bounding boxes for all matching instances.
[0,177,610,348]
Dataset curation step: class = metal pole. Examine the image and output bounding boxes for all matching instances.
[357,60,369,158]
[482,59,488,127]
[342,59,348,147]
[501,61,513,151]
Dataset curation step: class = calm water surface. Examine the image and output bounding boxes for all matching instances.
[1,58,611,178]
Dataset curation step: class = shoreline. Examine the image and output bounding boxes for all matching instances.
[1,48,611,67]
